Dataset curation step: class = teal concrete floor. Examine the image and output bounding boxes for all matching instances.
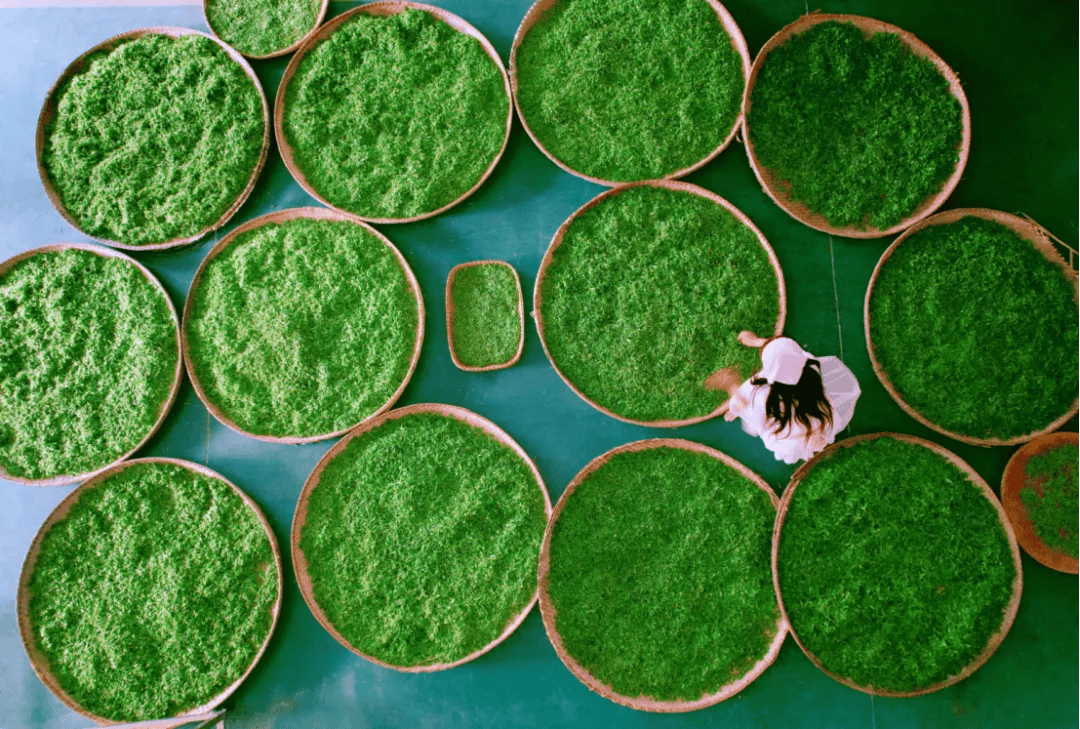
[0,0,1076,727]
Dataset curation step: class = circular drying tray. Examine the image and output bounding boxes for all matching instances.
[181,206,425,445]
[274,1,513,224]
[16,457,284,725]
[772,432,1024,697]
[203,0,329,59]
[509,0,751,187]
[0,243,182,487]
[445,260,525,372]
[864,207,1079,446]
[537,438,787,712]
[1000,431,1079,574]
[36,27,270,252]
[742,13,971,238]
[290,402,553,672]
[532,179,786,428]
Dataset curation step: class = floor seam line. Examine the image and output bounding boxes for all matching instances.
[871,695,877,729]
[829,234,844,362]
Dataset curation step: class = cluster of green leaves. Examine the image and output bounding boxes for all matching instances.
[778,437,1017,693]
[43,34,264,246]
[206,0,322,57]
[748,21,962,230]
[450,263,520,367]
[186,217,419,439]
[27,461,279,722]
[539,185,780,423]
[300,412,548,667]
[282,9,508,220]
[868,216,1078,440]
[547,446,779,702]
[0,248,177,480]
[514,0,744,182]
[1021,442,1079,558]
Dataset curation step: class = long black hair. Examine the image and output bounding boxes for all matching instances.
[751,360,833,440]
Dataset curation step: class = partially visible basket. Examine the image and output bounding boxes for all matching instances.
[0,243,182,486]
[203,0,329,59]
[510,0,751,186]
[1000,431,1079,574]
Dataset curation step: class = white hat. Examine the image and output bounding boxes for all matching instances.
[760,338,811,386]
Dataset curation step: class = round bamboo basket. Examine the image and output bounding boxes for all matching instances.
[864,208,1080,446]
[291,402,553,671]
[203,0,329,59]
[446,260,525,372]
[1000,431,1079,574]
[509,0,752,187]
[538,438,786,712]
[742,14,971,238]
[772,432,1024,697]
[17,457,284,725]
[274,1,513,224]
[533,179,787,428]
[36,27,270,252]
[182,206,425,445]
[0,243,183,487]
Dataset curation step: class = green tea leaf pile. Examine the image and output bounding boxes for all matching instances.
[514,0,745,182]
[748,21,963,230]
[449,263,520,368]
[185,216,420,439]
[1021,442,1079,558]
[42,33,264,246]
[25,461,279,722]
[545,445,780,702]
[777,437,1017,693]
[299,411,548,667]
[205,0,322,57]
[281,8,509,219]
[538,184,780,423]
[0,248,177,481]
[868,216,1078,441]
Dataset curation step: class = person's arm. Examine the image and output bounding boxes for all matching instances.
[737,330,770,348]
[703,366,751,421]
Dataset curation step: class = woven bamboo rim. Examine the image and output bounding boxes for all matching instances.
[772,432,1024,697]
[291,402,553,671]
[17,457,284,725]
[509,0,751,187]
[533,179,787,428]
[1000,431,1079,575]
[203,0,329,59]
[445,260,525,372]
[0,243,182,487]
[864,208,1080,446]
[538,438,786,712]
[36,27,270,252]
[742,14,971,239]
[274,1,513,224]
[181,206,424,445]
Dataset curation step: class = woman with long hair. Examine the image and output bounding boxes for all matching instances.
[705,331,861,464]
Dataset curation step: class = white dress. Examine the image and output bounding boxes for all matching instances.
[729,354,861,465]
